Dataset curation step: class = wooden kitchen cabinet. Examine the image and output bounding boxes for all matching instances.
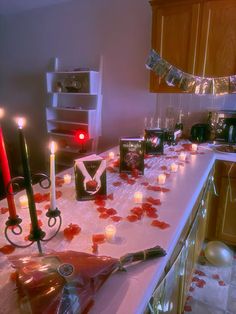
[207,160,236,245]
[149,0,236,93]
[196,0,236,77]
[146,172,212,314]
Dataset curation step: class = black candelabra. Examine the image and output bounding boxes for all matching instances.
[4,172,62,254]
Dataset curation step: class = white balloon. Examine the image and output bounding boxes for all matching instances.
[204,241,233,266]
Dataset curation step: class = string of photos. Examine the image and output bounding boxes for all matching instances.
[146,49,236,95]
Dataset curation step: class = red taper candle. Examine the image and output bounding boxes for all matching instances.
[0,109,17,219]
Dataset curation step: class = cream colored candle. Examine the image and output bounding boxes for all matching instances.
[192,143,198,152]
[134,191,143,203]
[158,173,166,184]
[170,163,178,172]
[108,151,115,160]
[50,141,56,210]
[179,152,187,161]
[105,224,117,242]
[19,195,28,209]
[63,174,72,184]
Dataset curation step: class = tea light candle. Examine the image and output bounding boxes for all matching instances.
[19,195,28,209]
[105,224,117,242]
[134,191,143,203]
[179,152,187,161]
[158,173,166,184]
[108,151,115,160]
[170,163,178,172]
[63,174,72,184]
[192,143,198,152]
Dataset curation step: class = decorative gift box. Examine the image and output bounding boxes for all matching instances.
[74,154,106,201]
[144,129,164,155]
[119,138,144,174]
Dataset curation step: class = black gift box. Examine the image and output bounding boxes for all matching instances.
[74,154,106,201]
[144,129,164,155]
[119,138,144,174]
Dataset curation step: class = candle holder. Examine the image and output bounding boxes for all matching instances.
[4,172,62,254]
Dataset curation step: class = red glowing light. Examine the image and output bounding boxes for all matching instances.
[75,130,88,144]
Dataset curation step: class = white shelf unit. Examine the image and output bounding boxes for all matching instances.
[45,58,103,168]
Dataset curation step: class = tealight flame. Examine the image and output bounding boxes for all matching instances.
[0,108,4,119]
[17,117,25,129]
[50,141,57,154]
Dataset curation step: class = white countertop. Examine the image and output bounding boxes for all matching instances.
[0,143,235,314]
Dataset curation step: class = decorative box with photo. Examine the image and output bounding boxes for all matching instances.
[144,129,164,155]
[74,154,106,201]
[119,138,144,174]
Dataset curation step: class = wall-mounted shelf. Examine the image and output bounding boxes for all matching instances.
[45,58,103,169]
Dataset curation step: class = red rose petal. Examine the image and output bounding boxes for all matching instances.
[142,203,153,210]
[10,271,18,282]
[146,211,158,218]
[92,234,105,243]
[0,244,15,255]
[94,199,106,207]
[44,204,50,210]
[99,212,110,219]
[218,280,226,286]
[127,214,139,222]
[92,243,98,253]
[36,210,42,216]
[161,187,170,193]
[195,279,206,288]
[111,216,123,222]
[106,166,117,173]
[0,207,8,214]
[119,173,129,181]
[160,166,167,171]
[107,193,114,200]
[34,193,44,203]
[151,220,170,229]
[192,276,200,282]
[97,206,107,213]
[141,182,149,186]
[147,185,162,192]
[127,178,136,185]
[63,223,81,241]
[184,304,192,312]
[106,208,117,216]
[56,190,62,199]
[113,181,122,187]
[131,207,144,216]
[189,286,195,292]
[146,197,161,206]
[112,159,120,168]
[131,169,139,178]
[212,274,220,280]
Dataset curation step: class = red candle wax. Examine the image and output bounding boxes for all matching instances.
[0,127,17,219]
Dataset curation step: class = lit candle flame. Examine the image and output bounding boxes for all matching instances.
[50,141,57,154]
[17,117,25,129]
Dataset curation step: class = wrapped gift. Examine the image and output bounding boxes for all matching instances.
[10,246,166,314]
[74,154,106,201]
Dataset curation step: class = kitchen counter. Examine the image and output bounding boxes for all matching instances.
[0,142,235,314]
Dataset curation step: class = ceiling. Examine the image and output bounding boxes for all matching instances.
[0,0,73,15]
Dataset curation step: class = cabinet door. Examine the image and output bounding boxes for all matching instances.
[216,177,236,244]
[150,1,201,92]
[148,249,183,314]
[196,0,236,77]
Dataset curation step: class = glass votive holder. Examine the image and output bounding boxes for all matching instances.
[105,224,117,242]
[158,173,166,185]
[170,163,178,172]
[63,174,72,184]
[19,195,28,209]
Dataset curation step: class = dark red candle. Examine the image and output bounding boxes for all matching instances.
[0,110,17,219]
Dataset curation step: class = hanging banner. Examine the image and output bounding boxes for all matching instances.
[146,49,236,95]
